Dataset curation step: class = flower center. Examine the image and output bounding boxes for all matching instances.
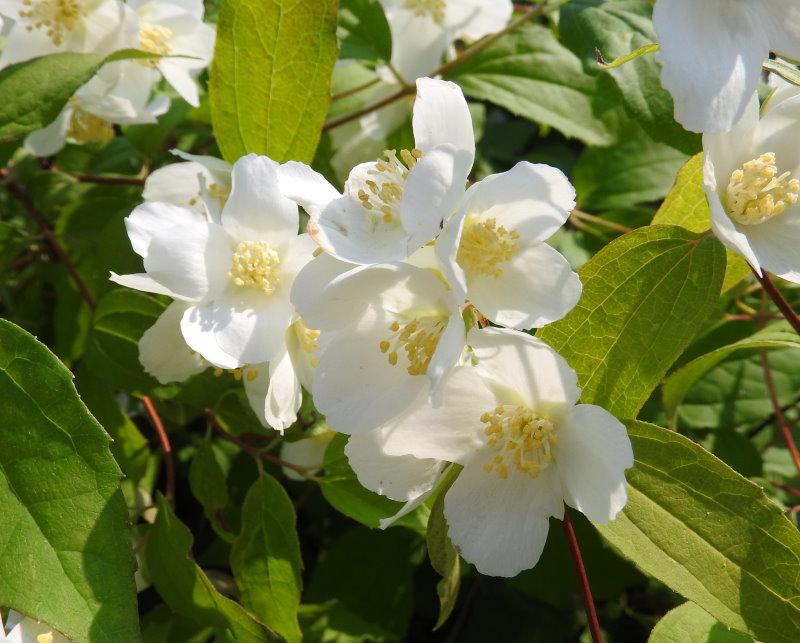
[378,314,447,376]
[65,103,114,145]
[726,153,800,226]
[19,0,85,45]
[403,0,445,24]
[457,216,520,278]
[294,318,321,368]
[214,365,260,382]
[138,22,173,66]
[481,406,556,480]
[229,240,281,295]
[357,148,422,227]
[37,633,54,643]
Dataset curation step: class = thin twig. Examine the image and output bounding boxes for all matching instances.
[3,178,96,312]
[571,209,632,235]
[759,350,800,476]
[331,77,382,102]
[323,2,553,132]
[753,269,800,335]
[563,511,603,643]
[142,396,176,504]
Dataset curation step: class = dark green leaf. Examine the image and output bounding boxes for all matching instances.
[338,0,392,62]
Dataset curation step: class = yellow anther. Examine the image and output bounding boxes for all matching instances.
[19,0,85,45]
[294,319,321,354]
[138,22,173,66]
[246,369,258,381]
[388,351,398,366]
[310,357,320,368]
[403,0,445,23]
[457,216,520,278]
[481,406,557,480]
[37,634,54,643]
[379,340,391,353]
[726,152,800,225]
[355,149,424,229]
[233,369,243,381]
[378,315,446,376]
[65,103,114,145]
[229,240,281,295]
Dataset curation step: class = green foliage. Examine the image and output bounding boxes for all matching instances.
[231,475,304,643]
[649,603,754,643]
[209,0,339,163]
[338,0,392,62]
[0,320,138,642]
[538,225,726,420]
[425,466,460,630]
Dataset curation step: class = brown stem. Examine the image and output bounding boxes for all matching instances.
[4,179,96,312]
[323,2,553,132]
[571,209,632,234]
[142,396,176,504]
[753,269,800,335]
[759,350,800,476]
[563,511,603,643]
[330,77,382,102]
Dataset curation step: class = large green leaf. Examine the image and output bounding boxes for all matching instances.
[0,319,138,642]
[0,49,158,143]
[231,476,303,643]
[425,466,460,630]
[145,495,275,642]
[338,0,391,62]
[652,153,750,291]
[209,0,339,163]
[447,23,626,146]
[559,0,700,154]
[649,603,754,643]
[537,225,726,419]
[663,323,800,424]
[599,421,800,643]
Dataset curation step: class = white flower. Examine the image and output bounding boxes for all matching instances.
[112,153,315,369]
[653,0,800,133]
[1,610,69,643]
[138,300,206,384]
[279,77,475,264]
[128,0,215,107]
[143,151,232,220]
[293,261,465,434]
[377,0,512,84]
[367,327,632,577]
[0,0,134,68]
[436,161,581,330]
[704,89,800,283]
[279,428,334,481]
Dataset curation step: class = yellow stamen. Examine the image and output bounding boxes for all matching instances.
[65,103,114,146]
[403,0,445,24]
[19,0,85,45]
[138,22,173,66]
[457,216,520,278]
[229,240,281,295]
[378,314,446,376]
[481,406,557,480]
[726,152,800,225]
[355,148,423,229]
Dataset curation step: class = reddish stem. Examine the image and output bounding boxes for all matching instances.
[753,270,800,335]
[142,396,176,504]
[759,350,800,476]
[563,512,603,643]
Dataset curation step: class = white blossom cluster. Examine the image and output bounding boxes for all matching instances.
[0,0,215,156]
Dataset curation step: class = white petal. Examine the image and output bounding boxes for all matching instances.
[379,3,450,83]
[277,233,317,285]
[444,462,563,577]
[412,77,475,160]
[279,431,333,481]
[380,366,498,462]
[276,161,341,219]
[653,0,767,133]
[180,303,242,370]
[125,201,205,258]
[109,272,187,300]
[758,0,800,61]
[139,301,206,384]
[290,253,356,325]
[468,242,582,330]
[427,309,466,402]
[143,162,211,211]
[346,429,444,501]
[143,221,233,300]
[23,109,69,157]
[557,404,633,524]
[222,154,299,245]
[469,327,581,413]
[460,162,576,242]
[445,0,512,42]
[701,92,761,185]
[158,60,200,106]
[243,347,301,432]
[742,212,800,284]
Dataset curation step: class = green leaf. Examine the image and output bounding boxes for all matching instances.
[653,153,752,292]
[560,0,700,154]
[189,439,230,517]
[447,23,626,146]
[600,421,800,643]
[0,319,138,642]
[230,476,303,643]
[537,225,726,419]
[209,0,339,163]
[599,42,659,69]
[662,323,800,424]
[145,495,275,642]
[649,602,754,643]
[0,49,160,143]
[425,466,461,630]
[321,434,428,531]
[338,0,392,62]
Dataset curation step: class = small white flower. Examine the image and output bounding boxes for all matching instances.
[138,300,206,384]
[279,428,334,481]
[436,161,582,330]
[279,77,475,265]
[704,89,800,283]
[367,327,632,577]
[293,261,465,434]
[1,610,69,642]
[112,153,315,369]
[653,0,800,133]
[377,0,512,84]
